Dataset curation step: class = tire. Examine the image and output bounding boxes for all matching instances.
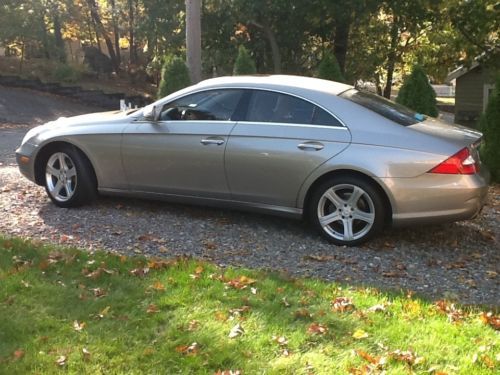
[43,145,96,208]
[308,175,386,246]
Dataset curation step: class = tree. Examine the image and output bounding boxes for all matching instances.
[479,75,500,181]
[233,45,256,75]
[157,56,191,98]
[396,65,438,117]
[186,0,202,83]
[317,51,344,82]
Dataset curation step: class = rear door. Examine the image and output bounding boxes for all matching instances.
[225,90,351,207]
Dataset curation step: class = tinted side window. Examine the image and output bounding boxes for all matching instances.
[159,90,244,121]
[247,91,342,126]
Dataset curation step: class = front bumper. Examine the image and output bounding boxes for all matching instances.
[15,142,38,183]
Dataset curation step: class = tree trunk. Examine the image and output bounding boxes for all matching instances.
[383,17,399,99]
[185,0,202,83]
[86,0,120,72]
[249,21,281,73]
[52,9,66,62]
[128,0,137,65]
[109,0,121,66]
[333,17,350,75]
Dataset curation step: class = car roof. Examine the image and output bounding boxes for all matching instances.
[194,75,353,96]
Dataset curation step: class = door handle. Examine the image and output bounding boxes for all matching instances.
[297,142,324,151]
[201,138,225,146]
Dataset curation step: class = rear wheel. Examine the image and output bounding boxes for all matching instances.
[43,146,96,207]
[309,176,386,246]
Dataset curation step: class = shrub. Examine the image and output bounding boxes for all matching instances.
[396,65,438,117]
[479,75,500,181]
[317,51,344,82]
[51,63,85,83]
[157,56,191,98]
[233,45,257,75]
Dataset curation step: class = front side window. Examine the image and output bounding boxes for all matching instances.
[246,90,342,126]
[158,89,244,121]
[340,89,425,126]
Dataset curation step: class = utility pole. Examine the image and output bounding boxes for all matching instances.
[185,0,202,83]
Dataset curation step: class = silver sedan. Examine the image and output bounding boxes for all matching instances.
[16,75,490,246]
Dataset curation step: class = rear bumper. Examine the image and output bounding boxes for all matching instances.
[379,167,490,226]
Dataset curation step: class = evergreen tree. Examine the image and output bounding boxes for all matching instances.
[157,56,191,99]
[233,45,257,75]
[396,65,438,117]
[479,75,500,181]
[317,51,345,82]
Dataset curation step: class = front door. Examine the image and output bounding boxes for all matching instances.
[122,89,245,199]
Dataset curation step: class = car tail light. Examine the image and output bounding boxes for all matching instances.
[428,147,478,175]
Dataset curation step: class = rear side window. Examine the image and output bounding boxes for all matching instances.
[340,89,425,126]
[246,90,343,127]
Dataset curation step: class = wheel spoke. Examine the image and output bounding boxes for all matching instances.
[324,188,345,208]
[347,186,364,206]
[65,180,73,196]
[58,154,68,171]
[352,210,375,224]
[319,212,342,227]
[342,218,354,241]
[46,165,59,177]
[66,167,77,178]
[53,180,64,196]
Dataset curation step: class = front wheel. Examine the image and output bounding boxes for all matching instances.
[44,146,96,208]
[308,176,386,246]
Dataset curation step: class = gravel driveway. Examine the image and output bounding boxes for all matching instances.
[1,86,499,306]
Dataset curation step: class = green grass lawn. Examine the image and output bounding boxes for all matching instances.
[0,237,498,374]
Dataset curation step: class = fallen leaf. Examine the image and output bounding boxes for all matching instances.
[332,297,355,312]
[226,276,256,290]
[307,322,328,335]
[91,288,107,298]
[175,342,199,355]
[82,348,91,361]
[188,320,199,331]
[352,329,369,339]
[294,308,312,319]
[367,304,387,313]
[73,320,85,332]
[480,312,500,330]
[130,267,150,277]
[228,323,244,338]
[146,304,160,314]
[435,300,465,323]
[303,254,336,262]
[355,349,379,365]
[13,349,24,360]
[273,336,288,346]
[97,306,111,319]
[55,355,67,367]
[214,370,241,375]
[150,281,166,291]
[390,349,424,365]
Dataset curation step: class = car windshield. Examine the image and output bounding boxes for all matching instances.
[340,89,426,126]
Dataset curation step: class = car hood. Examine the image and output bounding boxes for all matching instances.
[409,117,482,148]
[21,110,134,145]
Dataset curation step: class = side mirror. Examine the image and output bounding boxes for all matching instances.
[143,105,159,121]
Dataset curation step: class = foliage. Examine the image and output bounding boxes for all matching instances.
[157,56,191,98]
[51,63,86,83]
[317,51,344,82]
[396,65,438,117]
[0,236,498,373]
[479,75,500,181]
[233,45,257,75]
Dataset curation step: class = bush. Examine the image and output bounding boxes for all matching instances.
[157,56,191,98]
[233,45,256,75]
[396,65,438,117]
[479,75,500,181]
[51,63,85,83]
[317,51,344,82]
